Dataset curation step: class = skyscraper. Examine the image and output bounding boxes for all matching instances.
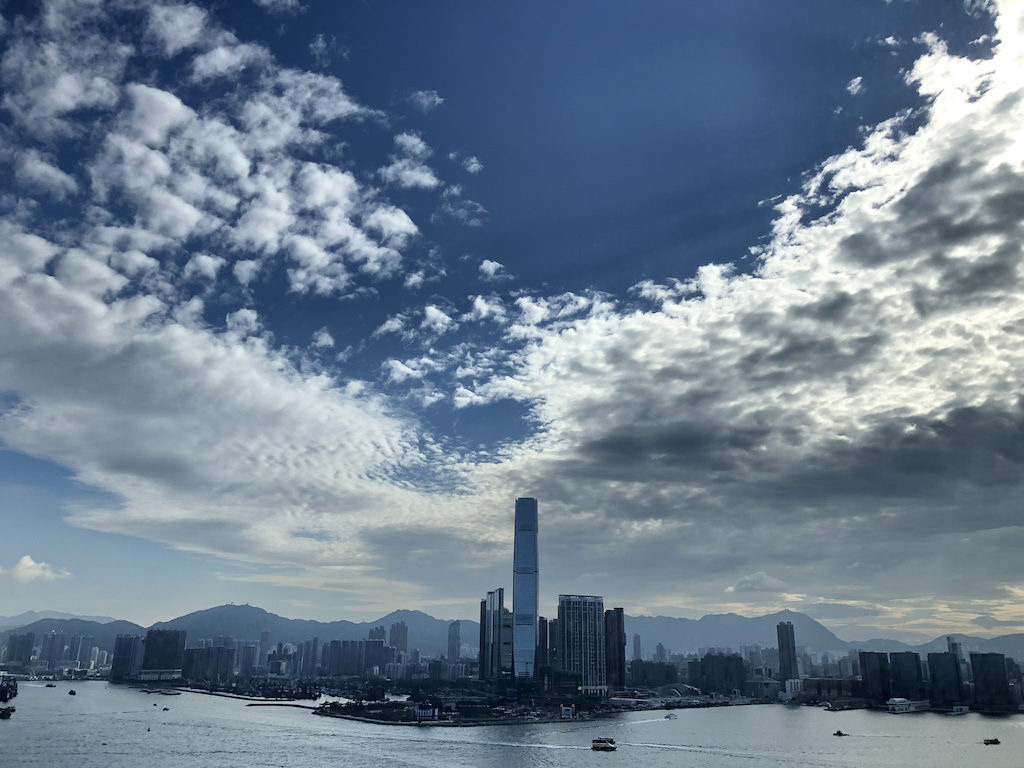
[389,621,409,654]
[447,620,461,663]
[558,594,607,695]
[479,587,510,679]
[512,497,539,678]
[777,621,798,682]
[142,629,186,676]
[632,633,642,661]
[604,607,626,690]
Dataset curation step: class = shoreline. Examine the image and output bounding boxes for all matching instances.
[312,709,579,727]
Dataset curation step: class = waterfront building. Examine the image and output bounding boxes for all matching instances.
[970,652,1014,710]
[889,651,924,700]
[5,632,34,671]
[691,652,746,696]
[258,631,270,670]
[390,621,409,654]
[512,497,539,678]
[632,633,642,661]
[776,621,798,682]
[557,595,606,696]
[479,587,512,679]
[141,629,186,679]
[183,645,235,684]
[604,607,626,690]
[238,642,258,677]
[111,634,145,682]
[858,651,892,703]
[368,625,386,642]
[447,620,461,663]
[40,632,66,671]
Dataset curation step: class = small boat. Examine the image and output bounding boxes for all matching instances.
[591,737,617,751]
[664,712,677,719]
[983,738,1001,745]
[162,707,170,711]
[68,690,76,696]
[45,683,56,688]
[833,730,847,737]
[0,707,14,720]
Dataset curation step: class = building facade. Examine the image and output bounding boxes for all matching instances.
[512,497,539,678]
[558,594,606,696]
[604,607,626,690]
[447,620,461,663]
[479,587,511,679]
[777,621,798,682]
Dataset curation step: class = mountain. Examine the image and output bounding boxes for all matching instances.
[0,618,146,653]
[625,609,849,655]
[150,604,476,658]
[0,610,117,631]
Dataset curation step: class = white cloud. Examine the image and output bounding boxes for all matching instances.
[379,132,440,189]
[846,75,865,95]
[309,33,332,67]
[409,89,444,112]
[147,4,210,57]
[253,0,303,13]
[192,42,270,81]
[184,253,226,281]
[312,327,335,348]
[15,149,79,199]
[10,555,70,583]
[725,572,786,593]
[478,259,508,281]
[420,305,456,335]
[462,156,483,174]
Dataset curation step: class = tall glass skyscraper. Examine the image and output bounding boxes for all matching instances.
[512,497,539,678]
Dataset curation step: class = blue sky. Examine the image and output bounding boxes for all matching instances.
[1,0,1021,643]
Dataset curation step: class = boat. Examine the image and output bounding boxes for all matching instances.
[591,737,617,751]
[68,690,76,696]
[664,712,677,719]
[45,683,56,688]
[886,697,930,713]
[0,707,14,720]
[983,738,1001,745]
[947,705,969,715]
[833,730,847,737]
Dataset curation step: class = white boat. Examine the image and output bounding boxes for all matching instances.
[886,697,929,713]
[591,737,616,751]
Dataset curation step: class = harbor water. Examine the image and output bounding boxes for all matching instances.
[1,682,1020,767]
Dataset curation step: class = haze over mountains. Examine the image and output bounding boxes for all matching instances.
[4,605,1024,662]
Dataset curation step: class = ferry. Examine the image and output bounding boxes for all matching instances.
[591,737,617,751]
[886,697,929,713]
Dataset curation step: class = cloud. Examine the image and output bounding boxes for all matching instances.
[146,4,210,57]
[409,89,444,112]
[253,0,303,14]
[10,555,70,583]
[846,75,865,95]
[801,602,882,619]
[15,150,79,199]
[420,305,456,335]
[312,327,334,348]
[379,132,440,189]
[309,34,332,67]
[462,156,484,174]
[725,572,786,593]
[184,253,226,281]
[971,614,1024,629]
[478,259,509,282]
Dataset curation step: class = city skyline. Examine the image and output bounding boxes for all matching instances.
[1,0,1023,641]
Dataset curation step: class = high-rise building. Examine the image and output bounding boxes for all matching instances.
[40,632,67,671]
[5,632,34,670]
[558,595,607,696]
[604,608,626,690]
[927,652,964,706]
[858,651,891,703]
[111,634,145,682]
[536,616,550,670]
[142,629,186,677]
[447,620,461,663]
[512,497,539,679]
[479,588,510,679]
[258,631,271,670]
[971,652,1014,710]
[368,625,386,642]
[389,622,409,654]
[889,651,924,699]
[632,633,642,661]
[777,621,798,682]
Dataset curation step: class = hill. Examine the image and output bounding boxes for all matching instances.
[0,618,146,653]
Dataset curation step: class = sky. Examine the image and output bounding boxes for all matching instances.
[0,0,1021,644]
